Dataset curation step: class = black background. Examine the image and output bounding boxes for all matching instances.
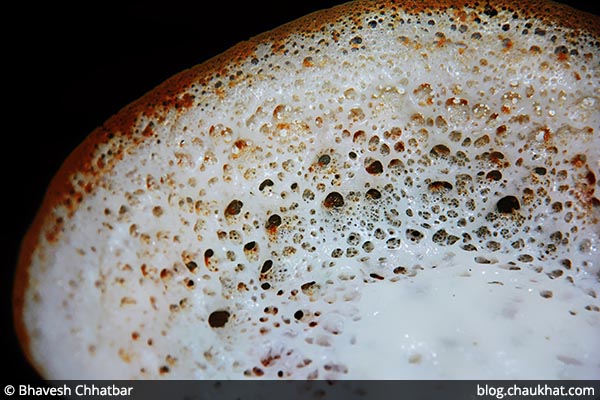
[4,0,597,382]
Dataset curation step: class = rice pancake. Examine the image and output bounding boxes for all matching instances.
[14,0,600,379]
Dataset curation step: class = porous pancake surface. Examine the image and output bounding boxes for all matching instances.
[15,0,599,379]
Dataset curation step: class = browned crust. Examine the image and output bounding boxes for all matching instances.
[13,0,599,378]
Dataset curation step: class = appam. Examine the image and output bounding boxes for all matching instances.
[14,0,600,379]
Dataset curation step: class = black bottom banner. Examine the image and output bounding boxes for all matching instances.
[4,380,599,400]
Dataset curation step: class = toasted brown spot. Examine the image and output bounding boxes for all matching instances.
[497,196,520,213]
[486,170,502,181]
[428,181,453,192]
[318,154,331,166]
[365,160,384,175]
[366,188,382,200]
[208,310,230,328]
[265,214,282,231]
[323,192,345,208]
[224,199,243,217]
[159,366,170,375]
[430,144,451,157]
[185,261,197,273]
[259,179,274,191]
[261,260,273,274]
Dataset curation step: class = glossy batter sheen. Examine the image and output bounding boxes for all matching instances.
[15,0,599,379]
